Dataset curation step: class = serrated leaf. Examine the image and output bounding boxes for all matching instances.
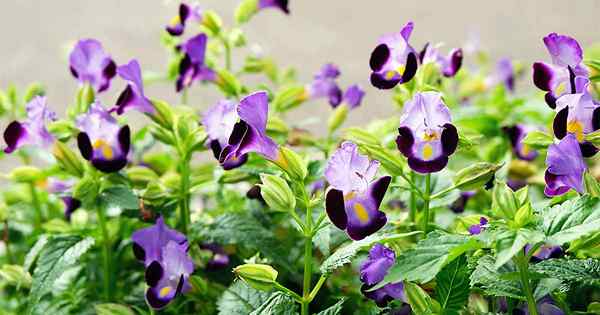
[495,229,545,268]
[530,258,600,286]
[435,255,471,315]
[94,303,135,315]
[24,235,49,272]
[313,224,331,256]
[100,186,138,210]
[405,282,436,315]
[217,281,271,315]
[470,255,524,300]
[320,232,420,275]
[316,298,346,315]
[540,195,600,245]
[249,292,297,315]
[28,236,95,314]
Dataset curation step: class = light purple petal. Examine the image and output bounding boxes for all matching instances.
[543,33,584,68]
[69,39,116,92]
[202,100,238,147]
[325,141,379,194]
[114,59,154,115]
[343,85,365,109]
[360,243,395,285]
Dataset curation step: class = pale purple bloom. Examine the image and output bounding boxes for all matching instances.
[369,22,418,89]
[200,244,230,270]
[220,91,279,165]
[468,217,488,235]
[360,244,406,307]
[176,33,215,92]
[3,96,56,153]
[324,142,390,240]
[258,0,289,14]
[165,3,203,36]
[343,85,365,109]
[524,244,563,263]
[202,100,247,169]
[69,39,116,93]
[533,33,589,108]
[515,296,565,315]
[503,125,539,161]
[132,217,193,310]
[306,63,342,107]
[419,43,463,77]
[396,92,458,173]
[553,88,600,157]
[76,102,130,173]
[544,134,586,196]
[47,178,80,221]
[486,58,515,91]
[113,59,154,115]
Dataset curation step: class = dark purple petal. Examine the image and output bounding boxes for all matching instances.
[114,59,154,115]
[3,121,26,153]
[370,72,401,90]
[545,93,557,109]
[258,0,289,14]
[401,52,418,83]
[131,216,188,266]
[553,107,568,139]
[145,261,164,287]
[441,123,458,155]
[68,39,115,93]
[146,286,172,310]
[442,48,463,77]
[370,44,390,72]
[533,62,554,92]
[62,197,81,222]
[370,176,391,209]
[133,243,146,262]
[579,142,598,158]
[407,155,449,174]
[77,132,93,160]
[325,188,347,230]
[396,127,414,157]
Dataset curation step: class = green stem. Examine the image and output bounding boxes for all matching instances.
[301,183,313,315]
[516,252,538,315]
[181,87,188,105]
[421,174,431,233]
[3,220,12,264]
[224,41,232,71]
[409,172,417,224]
[179,157,191,235]
[274,282,302,302]
[96,204,112,301]
[308,274,327,301]
[29,182,43,230]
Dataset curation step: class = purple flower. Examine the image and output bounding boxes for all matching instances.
[200,243,230,270]
[219,91,279,165]
[450,191,475,213]
[342,85,365,109]
[533,33,589,108]
[396,92,458,174]
[369,22,418,89]
[47,178,81,221]
[524,244,564,263]
[258,0,290,14]
[113,59,154,115]
[202,100,248,170]
[419,43,463,77]
[359,244,406,307]
[512,296,565,315]
[69,39,116,93]
[3,96,56,153]
[485,58,515,91]
[176,33,215,92]
[76,102,130,173]
[306,63,343,107]
[544,134,586,196]
[324,142,390,240]
[468,217,488,235]
[552,88,600,157]
[165,3,203,36]
[132,217,194,310]
[503,125,539,161]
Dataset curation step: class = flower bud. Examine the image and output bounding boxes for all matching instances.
[202,10,223,36]
[584,171,600,197]
[52,141,85,177]
[148,100,175,130]
[215,69,242,98]
[343,127,381,146]
[126,166,159,187]
[491,180,519,219]
[9,166,44,183]
[272,86,307,112]
[507,160,537,179]
[233,263,278,291]
[259,174,295,212]
[76,83,95,114]
[228,28,246,47]
[23,82,45,104]
[328,104,349,134]
[234,0,259,24]
[359,144,405,176]
[512,203,534,228]
[453,162,501,191]
[272,146,307,181]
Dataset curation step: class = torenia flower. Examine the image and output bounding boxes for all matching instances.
[47,178,80,221]
[553,88,600,157]
[200,243,230,270]
[359,244,406,307]
[525,244,563,263]
[503,125,539,161]
[396,92,458,173]
[76,102,130,173]
[132,217,194,310]
[69,39,116,93]
[3,96,56,153]
[113,59,154,115]
[258,0,290,14]
[342,85,365,109]
[369,22,418,89]
[306,63,343,107]
[165,3,203,36]
[419,43,463,77]
[202,100,248,169]
[533,33,589,108]
[468,217,488,235]
[176,33,215,92]
[485,58,515,91]
[220,91,279,165]
[324,142,390,240]
[544,134,586,196]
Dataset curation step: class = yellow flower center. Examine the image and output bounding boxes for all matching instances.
[344,191,356,201]
[422,143,434,160]
[169,15,181,27]
[521,143,531,156]
[353,203,370,224]
[555,82,567,96]
[159,286,172,298]
[93,139,114,159]
[567,120,585,142]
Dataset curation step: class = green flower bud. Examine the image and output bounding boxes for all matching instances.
[259,174,295,212]
[512,203,534,228]
[491,180,519,219]
[0,265,32,288]
[52,141,85,177]
[328,104,349,134]
[584,171,600,197]
[9,166,44,183]
[126,166,159,187]
[228,28,246,47]
[508,159,537,179]
[453,162,501,191]
[359,144,405,176]
[149,100,175,130]
[48,120,77,141]
[272,146,307,181]
[23,82,45,103]
[215,69,242,98]
[76,83,95,114]
[233,263,278,291]
[202,10,223,36]
[234,0,259,24]
[343,128,381,146]
[272,86,307,112]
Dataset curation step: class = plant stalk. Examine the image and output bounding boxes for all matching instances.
[301,183,312,315]
[3,220,12,264]
[421,173,431,233]
[29,182,43,230]
[409,171,417,224]
[179,156,191,235]
[96,204,112,301]
[516,252,538,315]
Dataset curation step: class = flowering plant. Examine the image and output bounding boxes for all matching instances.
[1,2,599,315]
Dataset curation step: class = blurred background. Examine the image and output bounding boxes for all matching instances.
[1,0,599,132]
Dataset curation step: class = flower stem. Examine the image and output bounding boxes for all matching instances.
[28,182,43,230]
[181,87,188,105]
[96,204,112,301]
[516,251,538,315]
[409,171,417,224]
[224,41,232,71]
[274,282,302,302]
[3,220,12,264]
[301,183,312,315]
[179,156,191,235]
[421,173,431,233]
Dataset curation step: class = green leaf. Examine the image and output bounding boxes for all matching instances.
[521,130,554,149]
[315,298,346,315]
[540,195,600,245]
[470,255,524,300]
[313,224,331,256]
[530,258,600,286]
[495,229,544,268]
[249,292,298,315]
[99,186,139,210]
[0,265,32,288]
[320,232,420,275]
[378,231,481,286]
[94,303,135,315]
[405,282,437,315]
[584,172,600,197]
[435,255,471,315]
[217,281,271,315]
[24,235,49,272]
[28,236,95,314]
[73,176,100,208]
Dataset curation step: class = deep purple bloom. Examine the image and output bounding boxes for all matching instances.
[220,91,279,165]
[69,39,116,93]
[450,191,475,213]
[552,88,600,157]
[176,33,215,92]
[419,43,463,77]
[47,178,80,221]
[3,96,56,153]
[132,217,193,310]
[486,58,515,91]
[512,296,565,315]
[396,92,458,173]
[306,63,343,107]
[503,125,539,161]
[343,85,365,109]
[165,3,203,36]
[369,22,418,89]
[324,142,390,240]
[525,244,564,263]
[76,102,130,173]
[258,0,290,14]
[200,244,230,270]
[533,33,589,108]
[468,217,488,235]
[359,244,406,307]
[203,100,248,169]
[113,59,154,115]
[544,134,586,196]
